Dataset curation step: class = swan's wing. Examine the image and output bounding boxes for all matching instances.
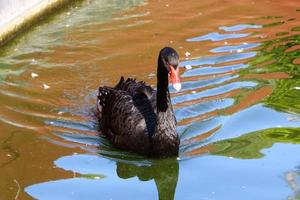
[97,86,156,137]
[97,86,154,153]
[97,87,135,134]
[114,76,154,99]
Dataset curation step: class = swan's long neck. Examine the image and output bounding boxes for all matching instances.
[154,70,179,156]
[152,49,180,157]
[156,58,170,113]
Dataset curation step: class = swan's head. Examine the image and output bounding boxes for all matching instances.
[158,47,181,91]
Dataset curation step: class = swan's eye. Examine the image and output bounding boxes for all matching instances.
[166,61,171,70]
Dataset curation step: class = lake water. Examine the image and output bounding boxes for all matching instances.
[1,0,300,199]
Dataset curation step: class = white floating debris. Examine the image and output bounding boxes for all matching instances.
[67,12,71,15]
[7,154,12,157]
[224,41,228,45]
[31,58,36,63]
[243,42,248,45]
[185,51,191,57]
[50,121,54,125]
[185,65,192,70]
[294,86,300,90]
[176,157,181,161]
[43,84,50,90]
[257,34,267,39]
[94,176,101,180]
[31,72,39,78]
[191,91,196,94]
[66,24,70,28]
[229,156,234,159]
[170,40,173,44]
[148,72,155,78]
[237,49,244,53]
[58,111,64,115]
[165,4,169,7]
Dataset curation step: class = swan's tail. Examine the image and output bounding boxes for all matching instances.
[97,87,114,118]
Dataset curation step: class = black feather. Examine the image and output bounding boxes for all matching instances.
[96,47,180,157]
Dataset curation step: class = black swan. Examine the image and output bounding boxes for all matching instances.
[97,47,181,157]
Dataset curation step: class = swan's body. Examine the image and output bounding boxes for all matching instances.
[97,47,181,157]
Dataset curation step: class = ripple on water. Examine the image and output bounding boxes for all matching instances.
[181,51,257,66]
[179,116,222,143]
[177,74,238,93]
[219,24,262,32]
[172,81,257,104]
[186,32,250,42]
[175,98,234,122]
[210,43,261,53]
[45,119,96,132]
[181,63,248,77]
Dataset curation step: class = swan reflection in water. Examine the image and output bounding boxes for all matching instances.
[116,157,179,200]
[25,153,179,200]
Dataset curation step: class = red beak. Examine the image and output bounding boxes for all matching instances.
[169,65,181,91]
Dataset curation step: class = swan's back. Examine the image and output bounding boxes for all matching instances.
[115,77,154,99]
[97,78,157,155]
